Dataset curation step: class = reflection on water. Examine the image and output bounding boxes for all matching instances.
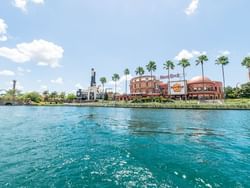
[0,106,249,187]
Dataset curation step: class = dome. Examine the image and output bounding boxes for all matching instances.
[188,76,211,83]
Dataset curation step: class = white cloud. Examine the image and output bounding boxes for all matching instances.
[0,18,8,41]
[0,70,15,76]
[175,49,207,61]
[0,39,64,68]
[219,50,230,56]
[185,0,199,15]
[51,77,63,84]
[13,0,44,12]
[175,49,194,60]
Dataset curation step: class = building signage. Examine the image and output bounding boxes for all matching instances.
[160,73,181,80]
[169,81,187,95]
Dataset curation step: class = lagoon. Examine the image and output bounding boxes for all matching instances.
[0,106,249,187]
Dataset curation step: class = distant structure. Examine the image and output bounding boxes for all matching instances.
[76,68,101,101]
[90,68,96,87]
[87,68,98,100]
[117,75,223,101]
[12,80,16,103]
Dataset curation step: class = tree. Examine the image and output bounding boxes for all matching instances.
[225,86,240,99]
[240,82,250,98]
[216,56,230,98]
[24,92,42,103]
[100,77,107,93]
[135,66,145,94]
[42,90,49,102]
[178,58,191,100]
[66,93,76,102]
[59,92,66,102]
[112,73,120,98]
[163,60,175,95]
[49,91,58,103]
[241,56,250,81]
[124,68,130,95]
[146,61,157,92]
[196,55,208,93]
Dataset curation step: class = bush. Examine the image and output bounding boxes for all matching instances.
[24,92,42,103]
[104,92,109,100]
[131,96,174,103]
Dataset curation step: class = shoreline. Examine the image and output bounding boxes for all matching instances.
[2,101,250,110]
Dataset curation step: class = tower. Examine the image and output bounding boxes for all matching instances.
[91,68,96,87]
[12,80,16,103]
[88,68,98,100]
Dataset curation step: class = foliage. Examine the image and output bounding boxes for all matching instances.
[240,82,250,98]
[178,58,191,68]
[135,66,145,76]
[23,92,42,103]
[225,86,240,98]
[215,56,229,66]
[66,93,76,101]
[124,68,130,75]
[131,96,174,103]
[163,60,175,70]
[146,61,157,75]
[196,55,208,65]
[104,92,109,100]
[112,74,120,82]
[100,77,107,85]
[225,83,250,98]
[242,56,250,68]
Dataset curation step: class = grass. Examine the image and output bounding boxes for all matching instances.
[3,99,250,110]
[62,99,250,110]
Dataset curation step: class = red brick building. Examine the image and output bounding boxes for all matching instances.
[187,76,223,99]
[130,75,162,95]
[117,75,223,100]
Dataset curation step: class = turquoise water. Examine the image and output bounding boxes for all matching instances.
[0,107,249,188]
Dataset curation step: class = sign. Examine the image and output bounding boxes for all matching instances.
[169,81,187,95]
[160,73,181,80]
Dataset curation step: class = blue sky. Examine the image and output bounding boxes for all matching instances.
[0,0,249,93]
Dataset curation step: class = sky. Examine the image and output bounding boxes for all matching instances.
[0,0,250,93]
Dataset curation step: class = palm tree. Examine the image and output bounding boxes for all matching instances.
[124,68,130,94]
[100,77,107,93]
[135,66,145,94]
[59,92,66,102]
[112,74,120,98]
[216,56,230,98]
[163,60,175,95]
[196,55,209,93]
[146,61,157,92]
[178,58,191,100]
[242,56,250,81]
[49,91,58,103]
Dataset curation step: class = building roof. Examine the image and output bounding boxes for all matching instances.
[188,76,212,84]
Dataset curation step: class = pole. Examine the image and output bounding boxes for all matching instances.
[168,68,171,96]
[183,68,187,101]
[125,75,127,95]
[222,65,226,99]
